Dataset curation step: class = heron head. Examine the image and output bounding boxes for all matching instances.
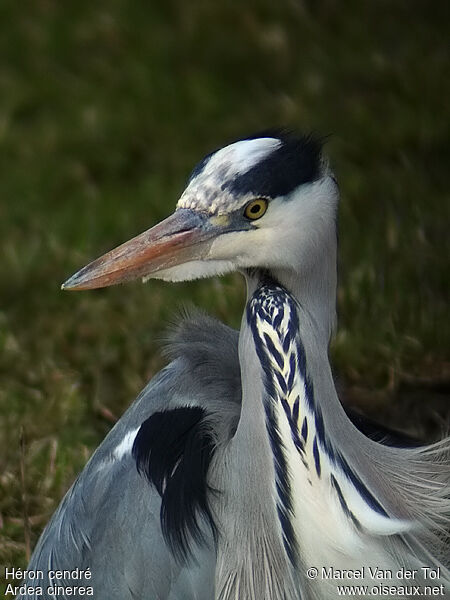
[62,131,338,290]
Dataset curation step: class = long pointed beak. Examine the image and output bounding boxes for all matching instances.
[62,209,216,290]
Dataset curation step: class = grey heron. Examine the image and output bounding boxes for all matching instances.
[17,132,449,599]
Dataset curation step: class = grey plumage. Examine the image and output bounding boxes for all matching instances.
[17,132,450,599]
[20,317,231,599]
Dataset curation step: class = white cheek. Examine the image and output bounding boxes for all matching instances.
[208,230,267,267]
[144,259,235,283]
[259,181,338,269]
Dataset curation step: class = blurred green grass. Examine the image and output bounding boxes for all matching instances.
[1,0,449,587]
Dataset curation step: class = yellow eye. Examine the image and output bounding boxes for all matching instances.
[244,198,268,220]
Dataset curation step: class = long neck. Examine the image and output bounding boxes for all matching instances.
[213,270,403,600]
[213,275,303,600]
[244,270,399,509]
[214,269,340,600]
[244,262,366,468]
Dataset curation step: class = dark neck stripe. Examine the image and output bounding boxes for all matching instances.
[247,275,391,537]
[249,313,297,566]
[247,281,303,566]
[330,474,361,530]
[336,452,389,517]
[264,398,298,566]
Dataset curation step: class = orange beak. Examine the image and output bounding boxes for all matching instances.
[62,209,217,290]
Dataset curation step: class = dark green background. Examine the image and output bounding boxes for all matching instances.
[1,0,449,584]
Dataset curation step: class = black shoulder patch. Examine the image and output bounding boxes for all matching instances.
[225,131,324,198]
[132,407,217,562]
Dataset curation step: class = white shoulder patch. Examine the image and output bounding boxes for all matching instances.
[112,427,140,461]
